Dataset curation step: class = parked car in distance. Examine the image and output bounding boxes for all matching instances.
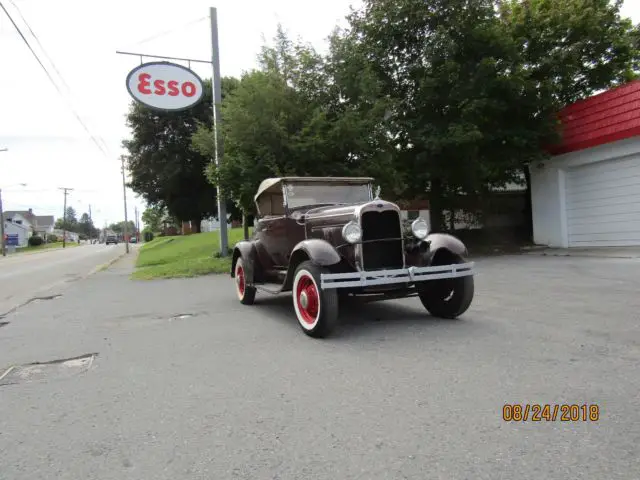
[230,176,475,338]
[105,235,118,245]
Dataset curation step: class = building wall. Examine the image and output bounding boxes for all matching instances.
[530,136,640,247]
[4,222,30,247]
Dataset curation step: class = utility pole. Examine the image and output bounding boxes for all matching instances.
[120,156,130,254]
[0,148,7,256]
[210,7,228,256]
[0,188,5,257]
[134,205,138,241]
[59,187,73,248]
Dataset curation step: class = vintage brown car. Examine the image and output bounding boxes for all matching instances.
[231,177,475,338]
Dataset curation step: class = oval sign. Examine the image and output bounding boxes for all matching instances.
[125,61,205,111]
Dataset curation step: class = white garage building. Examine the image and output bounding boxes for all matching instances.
[531,80,640,248]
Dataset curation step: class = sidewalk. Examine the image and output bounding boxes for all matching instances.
[524,246,640,259]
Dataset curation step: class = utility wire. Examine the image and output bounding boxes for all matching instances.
[0,1,110,158]
[129,16,207,47]
[7,0,72,94]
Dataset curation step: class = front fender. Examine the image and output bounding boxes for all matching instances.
[408,233,469,267]
[291,238,342,266]
[231,241,259,283]
[281,239,342,292]
[426,233,467,257]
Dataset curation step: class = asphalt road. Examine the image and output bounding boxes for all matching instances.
[0,243,129,317]
[0,253,638,479]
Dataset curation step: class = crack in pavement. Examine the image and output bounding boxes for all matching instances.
[0,294,63,319]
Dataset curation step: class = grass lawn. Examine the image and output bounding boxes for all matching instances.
[131,228,250,280]
[12,241,79,254]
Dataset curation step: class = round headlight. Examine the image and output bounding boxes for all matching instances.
[342,221,362,244]
[411,217,429,239]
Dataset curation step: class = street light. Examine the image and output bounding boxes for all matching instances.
[0,182,28,257]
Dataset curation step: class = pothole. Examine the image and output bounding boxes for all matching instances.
[0,353,97,386]
[0,322,8,328]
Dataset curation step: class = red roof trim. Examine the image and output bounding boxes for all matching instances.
[548,80,640,155]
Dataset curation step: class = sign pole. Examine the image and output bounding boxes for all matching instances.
[0,188,5,256]
[210,7,228,257]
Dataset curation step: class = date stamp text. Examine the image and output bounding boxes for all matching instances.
[503,404,600,422]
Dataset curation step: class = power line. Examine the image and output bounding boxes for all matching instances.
[7,0,72,94]
[128,16,207,47]
[0,1,110,158]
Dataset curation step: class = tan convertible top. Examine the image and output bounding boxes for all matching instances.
[254,176,374,201]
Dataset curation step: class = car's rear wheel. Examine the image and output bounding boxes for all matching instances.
[234,257,256,305]
[292,261,338,338]
[417,257,474,319]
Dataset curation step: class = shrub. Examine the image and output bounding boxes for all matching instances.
[28,235,44,246]
[47,234,58,243]
[143,230,154,242]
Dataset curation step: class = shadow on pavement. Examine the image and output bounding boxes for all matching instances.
[251,293,478,340]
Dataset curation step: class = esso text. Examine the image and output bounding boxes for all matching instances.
[136,73,198,98]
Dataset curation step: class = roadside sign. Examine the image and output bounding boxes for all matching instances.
[6,234,18,246]
[125,61,205,112]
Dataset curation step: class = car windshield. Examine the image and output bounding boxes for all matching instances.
[285,183,372,209]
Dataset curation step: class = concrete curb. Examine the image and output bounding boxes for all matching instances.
[86,249,132,277]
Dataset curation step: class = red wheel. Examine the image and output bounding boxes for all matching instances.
[234,257,256,305]
[292,261,338,338]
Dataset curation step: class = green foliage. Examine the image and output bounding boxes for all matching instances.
[141,205,165,233]
[54,206,77,230]
[192,25,399,215]
[28,235,43,246]
[47,234,58,243]
[108,221,136,235]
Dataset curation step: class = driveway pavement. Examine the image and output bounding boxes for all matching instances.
[0,253,638,479]
[0,243,131,317]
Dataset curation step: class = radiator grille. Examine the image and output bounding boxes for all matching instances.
[361,210,403,270]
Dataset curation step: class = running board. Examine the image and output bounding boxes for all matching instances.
[255,283,286,294]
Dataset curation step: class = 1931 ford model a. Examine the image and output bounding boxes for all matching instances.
[231,177,475,338]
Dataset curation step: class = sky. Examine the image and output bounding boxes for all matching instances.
[0,0,360,228]
[0,0,638,229]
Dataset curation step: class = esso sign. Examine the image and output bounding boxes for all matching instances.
[125,61,205,111]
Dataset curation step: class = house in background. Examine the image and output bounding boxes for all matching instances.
[34,215,55,237]
[2,211,34,247]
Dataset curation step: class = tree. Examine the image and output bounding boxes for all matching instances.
[77,212,99,239]
[122,78,239,233]
[55,206,78,231]
[141,205,165,233]
[108,221,136,236]
[498,0,640,237]
[341,0,640,231]
[192,26,398,239]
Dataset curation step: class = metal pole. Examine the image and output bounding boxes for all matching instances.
[120,156,130,254]
[0,188,5,257]
[210,7,228,256]
[59,187,73,248]
[0,149,6,256]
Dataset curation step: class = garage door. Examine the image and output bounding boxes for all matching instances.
[565,155,640,247]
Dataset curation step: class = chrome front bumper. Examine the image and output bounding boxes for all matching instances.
[320,262,475,289]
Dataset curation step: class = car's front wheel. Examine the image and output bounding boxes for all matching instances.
[292,261,338,338]
[417,270,474,319]
[234,257,256,305]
